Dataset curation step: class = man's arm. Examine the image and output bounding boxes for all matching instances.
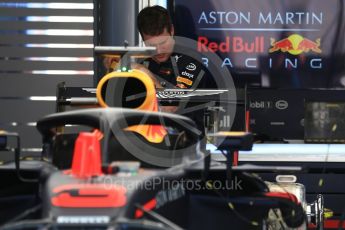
[131,63,178,113]
[131,63,162,89]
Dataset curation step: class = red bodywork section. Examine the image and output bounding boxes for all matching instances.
[70,130,103,178]
[51,184,127,208]
[135,198,157,218]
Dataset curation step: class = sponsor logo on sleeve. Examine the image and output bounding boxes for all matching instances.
[181,71,194,79]
[186,63,196,71]
[176,83,188,88]
[176,76,193,86]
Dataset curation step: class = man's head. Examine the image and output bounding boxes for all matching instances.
[137,5,175,63]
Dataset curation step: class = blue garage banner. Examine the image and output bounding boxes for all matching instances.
[173,0,345,88]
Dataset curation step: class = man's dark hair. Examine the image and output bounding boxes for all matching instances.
[137,5,172,37]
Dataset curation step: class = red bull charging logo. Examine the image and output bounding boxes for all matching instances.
[269,34,321,55]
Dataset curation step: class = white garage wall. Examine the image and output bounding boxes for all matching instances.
[0,0,94,155]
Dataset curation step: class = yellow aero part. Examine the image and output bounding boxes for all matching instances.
[96,69,167,143]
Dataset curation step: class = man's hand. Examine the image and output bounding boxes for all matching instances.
[131,64,180,113]
[103,56,120,72]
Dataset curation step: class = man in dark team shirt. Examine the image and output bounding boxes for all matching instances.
[137,5,210,137]
[137,5,207,90]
